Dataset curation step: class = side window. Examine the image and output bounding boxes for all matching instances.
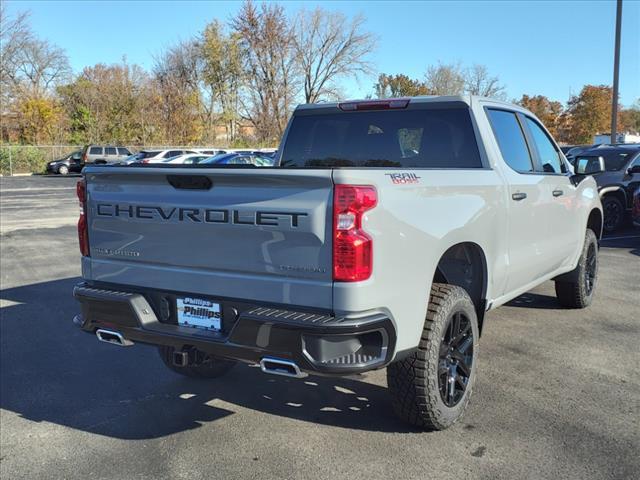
[524,117,565,173]
[117,148,130,155]
[89,147,103,155]
[105,147,117,155]
[486,109,533,173]
[165,150,182,158]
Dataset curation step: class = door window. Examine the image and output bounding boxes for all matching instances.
[105,147,117,155]
[117,147,130,155]
[486,109,533,173]
[524,117,565,173]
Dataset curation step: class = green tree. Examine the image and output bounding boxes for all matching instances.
[200,21,244,142]
[374,74,430,98]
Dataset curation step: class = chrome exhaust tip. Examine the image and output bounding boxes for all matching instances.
[259,357,307,379]
[96,329,133,347]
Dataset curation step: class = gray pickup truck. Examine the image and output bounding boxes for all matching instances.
[73,96,603,430]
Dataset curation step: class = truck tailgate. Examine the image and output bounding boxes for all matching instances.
[83,167,334,309]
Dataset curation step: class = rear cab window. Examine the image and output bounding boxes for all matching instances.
[486,109,534,173]
[280,106,483,168]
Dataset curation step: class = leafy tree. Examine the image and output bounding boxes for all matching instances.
[293,8,376,103]
[374,74,430,98]
[17,97,63,144]
[564,85,613,144]
[516,94,564,138]
[619,100,640,133]
[200,21,244,142]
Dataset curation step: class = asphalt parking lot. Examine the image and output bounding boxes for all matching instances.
[1,175,639,480]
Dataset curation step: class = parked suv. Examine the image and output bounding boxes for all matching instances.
[82,145,132,164]
[574,144,640,232]
[73,96,603,430]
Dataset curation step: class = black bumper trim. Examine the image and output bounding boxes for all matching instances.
[73,283,396,375]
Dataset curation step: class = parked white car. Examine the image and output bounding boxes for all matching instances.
[139,149,198,164]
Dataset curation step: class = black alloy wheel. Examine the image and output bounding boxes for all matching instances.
[584,242,597,296]
[438,311,474,407]
[603,198,624,232]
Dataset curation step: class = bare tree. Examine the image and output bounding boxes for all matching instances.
[465,64,506,100]
[425,62,465,96]
[231,0,298,142]
[293,8,376,103]
[1,7,32,113]
[11,38,71,98]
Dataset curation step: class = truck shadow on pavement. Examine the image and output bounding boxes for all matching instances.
[0,278,416,439]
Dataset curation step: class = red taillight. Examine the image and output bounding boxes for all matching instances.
[333,185,377,282]
[338,98,410,111]
[77,179,89,256]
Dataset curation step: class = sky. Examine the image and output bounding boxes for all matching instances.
[5,0,640,106]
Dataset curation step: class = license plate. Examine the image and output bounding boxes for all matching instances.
[176,297,221,331]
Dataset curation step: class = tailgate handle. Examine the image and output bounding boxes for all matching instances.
[167,175,212,190]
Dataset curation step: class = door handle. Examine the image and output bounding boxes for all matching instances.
[511,192,527,201]
[552,189,564,197]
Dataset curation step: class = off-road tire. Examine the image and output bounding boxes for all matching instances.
[387,283,479,430]
[555,229,598,309]
[158,346,236,379]
[602,196,624,233]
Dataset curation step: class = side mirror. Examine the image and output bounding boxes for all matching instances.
[627,165,640,175]
[575,156,605,175]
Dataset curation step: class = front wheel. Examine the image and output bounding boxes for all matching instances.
[387,284,479,430]
[57,165,69,175]
[555,229,598,308]
[158,346,236,379]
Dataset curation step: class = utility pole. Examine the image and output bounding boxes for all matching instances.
[610,0,623,144]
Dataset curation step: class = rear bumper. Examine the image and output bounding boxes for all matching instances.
[73,282,396,376]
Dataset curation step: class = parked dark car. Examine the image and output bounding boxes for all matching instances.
[564,144,595,164]
[46,150,83,175]
[633,188,640,228]
[574,144,640,232]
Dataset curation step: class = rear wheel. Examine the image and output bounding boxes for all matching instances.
[555,229,598,308]
[158,346,236,379]
[602,196,624,232]
[387,284,479,430]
